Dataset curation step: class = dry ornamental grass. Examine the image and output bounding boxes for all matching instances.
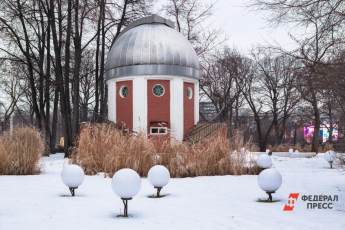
[0,127,44,175]
[72,124,259,177]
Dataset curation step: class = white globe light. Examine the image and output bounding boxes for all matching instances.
[148,165,170,188]
[112,168,141,199]
[324,151,336,162]
[61,164,85,188]
[256,154,273,169]
[289,148,294,153]
[258,168,282,193]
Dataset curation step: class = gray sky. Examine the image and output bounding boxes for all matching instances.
[154,0,299,53]
[211,0,298,53]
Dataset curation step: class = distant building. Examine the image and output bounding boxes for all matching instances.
[105,15,200,141]
[199,102,218,121]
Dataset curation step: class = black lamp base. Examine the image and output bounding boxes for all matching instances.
[121,198,132,217]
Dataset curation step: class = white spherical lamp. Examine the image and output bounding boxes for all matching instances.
[258,168,282,202]
[265,149,272,156]
[324,151,336,168]
[148,165,170,197]
[61,164,85,196]
[111,168,141,217]
[256,154,273,169]
[289,148,294,153]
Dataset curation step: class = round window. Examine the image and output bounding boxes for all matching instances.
[152,84,165,97]
[187,87,193,100]
[119,86,129,98]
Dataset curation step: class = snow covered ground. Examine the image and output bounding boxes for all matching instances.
[1,153,344,230]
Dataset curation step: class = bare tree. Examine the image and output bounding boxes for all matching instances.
[0,61,24,131]
[0,0,152,155]
[80,50,96,122]
[164,0,225,58]
[252,49,300,145]
[200,48,248,136]
[251,0,344,152]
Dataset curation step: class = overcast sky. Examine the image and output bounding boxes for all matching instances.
[213,0,299,52]
[154,0,299,53]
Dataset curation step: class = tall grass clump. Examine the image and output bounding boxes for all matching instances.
[73,123,259,177]
[0,127,44,175]
[72,124,155,175]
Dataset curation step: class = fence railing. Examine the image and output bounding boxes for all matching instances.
[184,122,226,143]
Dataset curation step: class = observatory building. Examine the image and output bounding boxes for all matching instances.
[106,15,200,141]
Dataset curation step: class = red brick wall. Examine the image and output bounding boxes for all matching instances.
[184,82,195,136]
[116,81,133,130]
[147,80,170,131]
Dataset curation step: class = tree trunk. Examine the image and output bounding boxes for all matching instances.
[50,0,72,156]
[99,0,107,121]
[51,89,59,152]
[72,0,81,138]
[255,116,266,151]
[227,104,233,138]
[16,0,42,129]
[93,4,102,121]
[62,0,73,156]
[45,4,52,152]
[311,102,321,153]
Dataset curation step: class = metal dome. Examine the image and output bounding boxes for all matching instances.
[105,15,200,80]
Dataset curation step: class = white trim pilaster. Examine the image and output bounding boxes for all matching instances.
[107,79,116,122]
[133,77,148,134]
[170,77,184,141]
[195,80,200,124]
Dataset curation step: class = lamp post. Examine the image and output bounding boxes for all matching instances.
[61,164,85,196]
[112,168,141,217]
[148,165,170,198]
[256,154,273,169]
[258,168,282,202]
[324,150,336,168]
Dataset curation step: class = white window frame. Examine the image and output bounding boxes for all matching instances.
[152,84,165,97]
[150,127,168,135]
[119,85,129,98]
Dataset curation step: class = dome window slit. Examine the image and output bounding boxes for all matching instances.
[187,87,193,100]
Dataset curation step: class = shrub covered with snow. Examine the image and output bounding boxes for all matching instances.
[112,168,141,199]
[256,154,272,169]
[61,164,85,188]
[257,168,282,193]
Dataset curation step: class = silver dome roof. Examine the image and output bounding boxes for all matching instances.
[105,15,200,80]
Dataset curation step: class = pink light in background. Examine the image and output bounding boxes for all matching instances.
[304,124,338,143]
